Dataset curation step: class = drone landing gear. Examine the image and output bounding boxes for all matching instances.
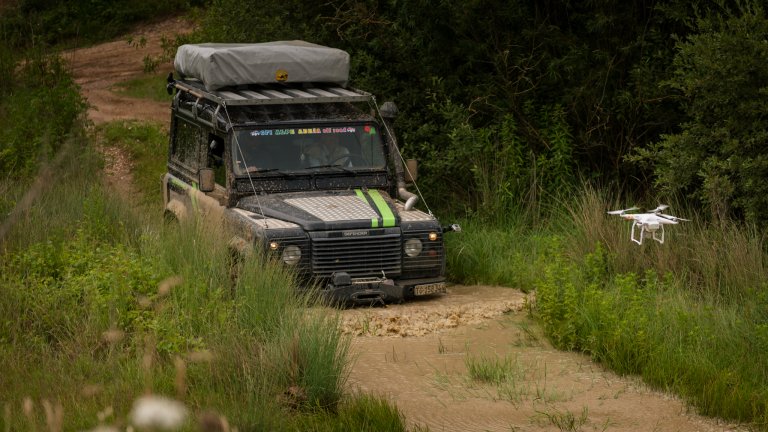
[630,221,665,245]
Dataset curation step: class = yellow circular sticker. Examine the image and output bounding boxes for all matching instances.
[275,69,288,82]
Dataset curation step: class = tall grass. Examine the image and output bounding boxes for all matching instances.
[447,185,768,427]
[0,135,404,430]
[444,218,556,291]
[562,186,767,303]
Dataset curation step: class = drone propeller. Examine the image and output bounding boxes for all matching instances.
[607,206,639,215]
[657,213,690,222]
[649,204,670,214]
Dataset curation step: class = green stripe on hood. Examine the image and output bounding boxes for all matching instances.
[367,190,396,227]
[355,189,379,227]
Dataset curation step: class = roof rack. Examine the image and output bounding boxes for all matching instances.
[172,79,373,107]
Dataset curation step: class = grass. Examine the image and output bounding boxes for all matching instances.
[444,218,556,290]
[0,129,409,431]
[465,353,526,404]
[447,186,768,428]
[535,406,589,432]
[98,120,168,208]
[465,353,521,385]
[7,34,766,429]
[112,73,175,103]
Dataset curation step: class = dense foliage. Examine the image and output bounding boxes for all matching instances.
[197,0,768,222]
[0,0,201,49]
[0,51,87,180]
[637,3,768,222]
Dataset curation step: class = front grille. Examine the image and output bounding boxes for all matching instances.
[402,229,444,278]
[311,232,402,278]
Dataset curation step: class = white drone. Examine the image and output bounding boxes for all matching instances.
[607,205,689,245]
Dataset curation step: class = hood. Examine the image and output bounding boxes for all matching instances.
[237,189,399,231]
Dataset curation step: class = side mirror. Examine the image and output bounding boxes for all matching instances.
[405,159,418,183]
[380,101,398,119]
[199,168,215,192]
[166,72,176,95]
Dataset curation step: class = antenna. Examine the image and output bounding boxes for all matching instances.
[221,102,268,227]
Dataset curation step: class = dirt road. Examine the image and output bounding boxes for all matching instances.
[67,19,744,431]
[340,285,742,431]
[65,17,191,126]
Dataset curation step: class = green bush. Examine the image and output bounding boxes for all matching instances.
[0,142,360,430]
[533,241,768,425]
[0,0,200,49]
[0,52,87,179]
[638,4,768,223]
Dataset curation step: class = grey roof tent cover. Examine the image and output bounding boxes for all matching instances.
[174,41,350,91]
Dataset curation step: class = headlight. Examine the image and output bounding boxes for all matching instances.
[281,245,302,265]
[404,238,423,257]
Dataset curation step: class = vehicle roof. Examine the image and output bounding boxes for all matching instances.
[173,79,376,129]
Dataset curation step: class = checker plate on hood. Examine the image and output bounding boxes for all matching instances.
[285,195,378,222]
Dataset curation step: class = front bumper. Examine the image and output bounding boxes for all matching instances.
[321,273,445,305]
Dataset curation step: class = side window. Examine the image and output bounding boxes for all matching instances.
[171,118,202,170]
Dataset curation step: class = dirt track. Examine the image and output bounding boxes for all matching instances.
[67,19,746,431]
[340,285,743,431]
[65,17,191,126]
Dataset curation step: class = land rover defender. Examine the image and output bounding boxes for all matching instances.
[162,42,458,304]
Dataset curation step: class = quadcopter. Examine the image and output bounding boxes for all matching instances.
[607,205,689,245]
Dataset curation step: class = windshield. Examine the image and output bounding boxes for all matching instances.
[231,123,386,175]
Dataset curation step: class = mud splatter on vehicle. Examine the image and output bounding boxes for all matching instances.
[163,42,460,304]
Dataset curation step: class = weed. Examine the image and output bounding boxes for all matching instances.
[0,127,355,430]
[465,353,526,404]
[437,337,447,354]
[386,345,404,363]
[450,185,768,426]
[537,406,589,431]
[513,320,540,347]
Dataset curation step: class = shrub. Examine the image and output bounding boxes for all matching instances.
[0,51,87,179]
[638,4,768,223]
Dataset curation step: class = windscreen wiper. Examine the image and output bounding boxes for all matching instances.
[304,164,355,174]
[246,167,295,177]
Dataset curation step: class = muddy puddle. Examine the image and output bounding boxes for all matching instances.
[341,284,744,432]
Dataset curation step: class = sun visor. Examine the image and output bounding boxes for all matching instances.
[174,41,350,91]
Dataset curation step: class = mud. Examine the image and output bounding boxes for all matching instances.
[340,285,528,337]
[67,18,747,432]
[342,285,745,431]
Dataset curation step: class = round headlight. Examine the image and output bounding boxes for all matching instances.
[281,245,302,265]
[404,238,423,257]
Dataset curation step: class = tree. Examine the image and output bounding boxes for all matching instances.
[641,2,768,222]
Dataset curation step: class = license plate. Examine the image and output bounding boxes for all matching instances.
[414,282,446,296]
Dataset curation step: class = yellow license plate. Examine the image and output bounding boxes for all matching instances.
[414,283,446,296]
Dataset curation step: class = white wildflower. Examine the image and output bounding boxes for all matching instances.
[129,395,188,430]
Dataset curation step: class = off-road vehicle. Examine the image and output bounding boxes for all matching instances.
[162,42,459,304]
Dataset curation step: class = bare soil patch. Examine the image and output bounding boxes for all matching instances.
[65,17,193,126]
[65,17,193,199]
[342,285,745,431]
